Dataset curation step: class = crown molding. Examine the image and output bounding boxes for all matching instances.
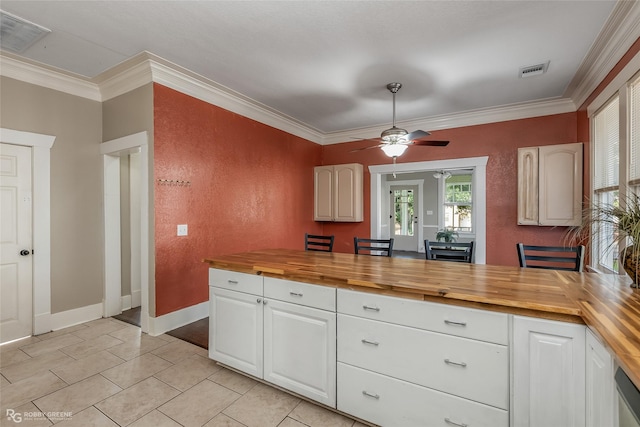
[321,98,577,145]
[566,0,640,109]
[0,52,101,101]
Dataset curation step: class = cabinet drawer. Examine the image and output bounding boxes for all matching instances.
[337,288,508,345]
[264,277,335,311]
[337,363,508,427]
[209,268,263,295]
[338,314,508,409]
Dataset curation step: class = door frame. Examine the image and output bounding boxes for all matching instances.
[100,131,150,333]
[370,156,488,264]
[0,128,55,335]
[386,180,424,252]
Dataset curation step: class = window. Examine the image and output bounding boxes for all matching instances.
[590,70,640,273]
[444,174,473,232]
[593,96,620,272]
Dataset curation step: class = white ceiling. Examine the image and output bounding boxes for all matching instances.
[0,1,636,140]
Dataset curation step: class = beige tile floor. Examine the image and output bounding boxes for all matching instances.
[0,318,365,427]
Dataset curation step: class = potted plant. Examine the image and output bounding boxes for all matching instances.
[436,228,459,244]
[565,192,640,287]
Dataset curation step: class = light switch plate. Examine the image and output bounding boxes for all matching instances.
[426,210,433,215]
[177,224,188,236]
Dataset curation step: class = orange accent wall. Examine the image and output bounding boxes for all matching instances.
[321,113,580,266]
[153,83,323,316]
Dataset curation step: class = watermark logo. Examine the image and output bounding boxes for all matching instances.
[6,409,72,423]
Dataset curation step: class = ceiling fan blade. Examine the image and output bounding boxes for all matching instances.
[350,143,385,153]
[411,140,450,147]
[406,129,431,140]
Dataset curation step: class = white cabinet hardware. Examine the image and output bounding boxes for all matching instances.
[361,390,380,399]
[445,417,468,427]
[444,319,467,327]
[361,339,379,346]
[444,359,467,368]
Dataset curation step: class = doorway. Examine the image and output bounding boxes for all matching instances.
[370,157,488,264]
[101,132,150,333]
[389,184,420,252]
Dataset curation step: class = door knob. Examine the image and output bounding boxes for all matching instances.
[20,249,31,256]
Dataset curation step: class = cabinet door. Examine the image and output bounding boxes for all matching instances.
[264,299,336,407]
[538,143,583,226]
[333,164,363,222]
[209,287,263,378]
[517,147,539,225]
[314,166,334,221]
[512,316,586,427]
[586,329,614,427]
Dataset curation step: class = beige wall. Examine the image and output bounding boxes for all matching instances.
[102,83,155,315]
[0,76,103,313]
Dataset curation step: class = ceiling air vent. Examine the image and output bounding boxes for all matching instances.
[519,61,549,78]
[0,10,51,53]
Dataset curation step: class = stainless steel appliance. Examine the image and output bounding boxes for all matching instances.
[616,367,640,427]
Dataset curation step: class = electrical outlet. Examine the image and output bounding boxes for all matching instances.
[177,224,188,236]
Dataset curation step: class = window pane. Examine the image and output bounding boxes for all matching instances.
[594,96,619,190]
[393,189,414,236]
[595,190,620,273]
[630,75,640,183]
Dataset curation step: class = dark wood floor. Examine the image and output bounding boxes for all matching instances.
[112,306,208,349]
[166,317,208,349]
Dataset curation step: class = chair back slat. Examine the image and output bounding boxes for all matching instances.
[354,237,394,257]
[305,234,335,252]
[425,240,474,263]
[516,243,585,272]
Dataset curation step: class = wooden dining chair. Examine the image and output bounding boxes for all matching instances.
[354,237,394,257]
[305,233,335,252]
[425,240,474,263]
[516,243,585,272]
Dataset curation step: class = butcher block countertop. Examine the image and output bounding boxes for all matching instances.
[204,248,640,387]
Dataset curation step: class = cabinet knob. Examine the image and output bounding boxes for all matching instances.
[263,300,267,305]
[257,298,262,303]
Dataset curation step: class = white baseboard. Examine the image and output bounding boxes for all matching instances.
[121,294,132,311]
[131,289,141,308]
[49,303,104,331]
[147,301,208,337]
[33,312,52,335]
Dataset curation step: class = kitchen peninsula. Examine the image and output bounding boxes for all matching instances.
[204,249,639,427]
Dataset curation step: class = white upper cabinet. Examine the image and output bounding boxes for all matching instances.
[314,163,363,222]
[517,143,583,226]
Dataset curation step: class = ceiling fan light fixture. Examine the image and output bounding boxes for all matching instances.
[380,126,408,143]
[381,144,408,158]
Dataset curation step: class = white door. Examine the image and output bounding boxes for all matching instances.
[390,185,419,251]
[0,143,33,343]
[263,298,336,407]
[209,286,263,378]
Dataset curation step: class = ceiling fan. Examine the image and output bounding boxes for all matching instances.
[351,82,449,158]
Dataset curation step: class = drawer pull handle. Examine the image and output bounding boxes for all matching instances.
[362,305,380,312]
[361,339,379,346]
[228,280,239,285]
[444,320,467,327]
[444,418,468,427]
[444,359,467,368]
[362,390,380,399]
[289,291,303,297]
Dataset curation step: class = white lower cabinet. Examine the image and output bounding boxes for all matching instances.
[585,328,615,427]
[264,298,336,406]
[209,286,264,378]
[209,269,337,407]
[338,363,508,427]
[336,289,509,426]
[512,316,586,427]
